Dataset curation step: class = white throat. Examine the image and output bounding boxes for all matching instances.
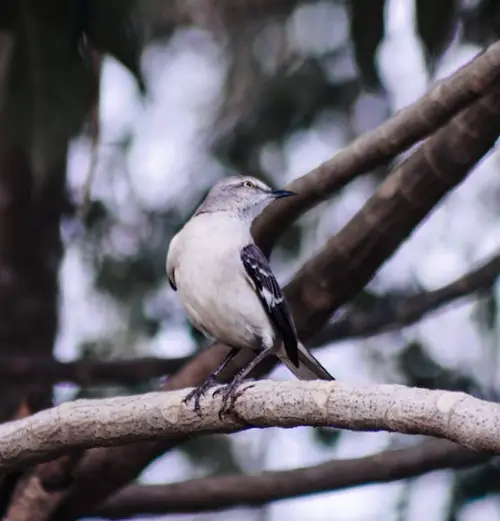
[239,198,272,224]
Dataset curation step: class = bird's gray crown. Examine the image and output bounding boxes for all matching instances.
[194,175,295,222]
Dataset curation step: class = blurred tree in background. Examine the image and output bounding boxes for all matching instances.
[2,1,500,520]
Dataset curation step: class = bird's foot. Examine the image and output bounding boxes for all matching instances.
[212,378,252,420]
[183,376,218,416]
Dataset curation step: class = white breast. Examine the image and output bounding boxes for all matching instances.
[169,214,275,350]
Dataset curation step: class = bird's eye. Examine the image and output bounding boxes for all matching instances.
[243,180,255,189]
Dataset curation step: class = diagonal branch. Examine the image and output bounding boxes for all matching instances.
[3,451,83,521]
[283,86,500,338]
[0,381,498,473]
[254,40,500,253]
[51,72,500,521]
[94,439,487,518]
[310,251,500,346]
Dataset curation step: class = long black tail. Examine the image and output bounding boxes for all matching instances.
[277,342,335,380]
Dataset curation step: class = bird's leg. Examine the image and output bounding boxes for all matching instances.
[213,346,273,418]
[183,347,239,415]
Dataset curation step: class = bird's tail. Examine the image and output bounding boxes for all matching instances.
[276,342,335,381]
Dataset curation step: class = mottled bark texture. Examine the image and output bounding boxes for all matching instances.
[0,381,497,471]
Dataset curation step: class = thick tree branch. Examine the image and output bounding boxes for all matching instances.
[310,251,500,346]
[94,439,487,518]
[3,451,83,521]
[51,69,500,521]
[0,381,497,474]
[254,40,500,253]
[282,86,500,338]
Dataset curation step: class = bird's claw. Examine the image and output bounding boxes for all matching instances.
[183,376,218,416]
[213,383,238,419]
[213,380,253,420]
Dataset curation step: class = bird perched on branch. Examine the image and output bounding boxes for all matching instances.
[166,175,334,414]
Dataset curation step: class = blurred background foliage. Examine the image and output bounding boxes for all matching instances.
[3,0,500,520]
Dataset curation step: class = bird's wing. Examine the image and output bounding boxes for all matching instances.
[240,243,299,367]
[166,234,179,291]
[168,274,177,291]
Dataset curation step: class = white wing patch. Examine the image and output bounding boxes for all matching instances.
[240,243,298,367]
[261,286,283,306]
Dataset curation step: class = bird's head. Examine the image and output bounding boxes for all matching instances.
[195,175,296,222]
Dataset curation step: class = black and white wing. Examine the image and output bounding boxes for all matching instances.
[240,243,299,367]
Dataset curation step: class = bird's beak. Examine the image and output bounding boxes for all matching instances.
[270,189,296,199]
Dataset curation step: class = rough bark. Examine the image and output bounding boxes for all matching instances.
[283,86,500,336]
[0,381,497,472]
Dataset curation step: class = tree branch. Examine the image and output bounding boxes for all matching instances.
[310,251,500,346]
[50,64,500,521]
[3,451,83,521]
[12,11,500,521]
[254,40,500,254]
[0,381,498,474]
[94,439,487,518]
[0,356,189,387]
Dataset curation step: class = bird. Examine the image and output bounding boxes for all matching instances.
[166,175,334,414]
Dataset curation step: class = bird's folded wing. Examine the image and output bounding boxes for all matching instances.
[240,243,299,367]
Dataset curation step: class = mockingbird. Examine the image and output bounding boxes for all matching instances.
[166,175,334,413]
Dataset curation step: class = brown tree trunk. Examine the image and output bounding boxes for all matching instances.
[0,116,64,419]
[0,32,65,515]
